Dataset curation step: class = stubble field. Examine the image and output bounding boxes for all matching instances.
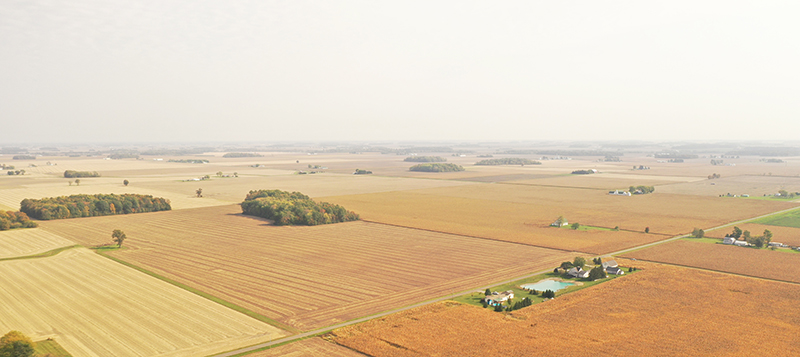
[323,184,796,254]
[330,262,800,356]
[248,338,363,357]
[0,228,76,259]
[621,239,800,283]
[0,248,287,357]
[40,205,575,331]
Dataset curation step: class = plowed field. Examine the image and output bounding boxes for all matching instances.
[0,248,287,357]
[0,228,75,259]
[621,239,800,283]
[249,338,363,357]
[40,205,573,331]
[706,223,800,246]
[330,262,800,356]
[322,184,795,254]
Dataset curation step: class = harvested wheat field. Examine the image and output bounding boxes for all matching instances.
[0,248,287,357]
[40,205,574,331]
[133,173,475,203]
[0,228,75,259]
[656,175,800,197]
[330,262,800,356]
[322,184,796,254]
[621,239,800,283]
[248,338,363,357]
[505,173,684,190]
[706,223,800,246]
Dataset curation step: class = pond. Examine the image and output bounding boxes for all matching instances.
[520,279,574,292]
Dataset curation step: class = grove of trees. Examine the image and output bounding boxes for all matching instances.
[404,156,447,162]
[63,170,100,178]
[20,194,171,220]
[223,152,263,158]
[12,155,35,160]
[0,330,35,357]
[168,159,209,164]
[571,169,595,174]
[240,189,360,226]
[629,186,656,194]
[475,158,541,166]
[408,163,465,172]
[0,211,38,231]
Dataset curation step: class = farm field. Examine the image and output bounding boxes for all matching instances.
[330,262,800,356]
[621,239,800,283]
[655,175,800,197]
[323,184,796,254]
[0,228,75,259]
[751,208,800,228]
[248,338,363,357]
[706,223,800,246]
[39,205,576,331]
[0,182,229,211]
[505,173,687,190]
[0,248,287,357]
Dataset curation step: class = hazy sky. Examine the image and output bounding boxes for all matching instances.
[2,1,798,144]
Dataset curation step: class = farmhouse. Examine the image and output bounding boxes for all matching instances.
[734,240,750,247]
[723,237,737,245]
[608,190,631,196]
[568,267,590,279]
[606,266,625,275]
[551,217,569,227]
[602,260,619,269]
[768,242,786,248]
[483,291,514,306]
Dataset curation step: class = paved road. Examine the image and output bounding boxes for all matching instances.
[212,204,800,357]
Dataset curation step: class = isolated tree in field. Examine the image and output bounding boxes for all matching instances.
[74,179,80,186]
[571,222,580,230]
[196,188,203,197]
[644,227,650,233]
[112,229,126,247]
[123,179,129,186]
[572,257,586,270]
[0,331,35,357]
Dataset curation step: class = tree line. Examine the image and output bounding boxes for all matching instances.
[408,163,465,172]
[168,159,209,164]
[0,211,38,230]
[20,194,171,220]
[241,189,360,226]
[12,155,35,160]
[223,152,263,158]
[404,156,447,162]
[726,226,773,248]
[475,158,541,166]
[64,170,100,178]
[629,185,655,194]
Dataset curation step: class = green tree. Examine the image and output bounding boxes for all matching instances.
[743,230,751,240]
[588,265,607,280]
[572,257,586,269]
[571,222,580,230]
[0,331,35,357]
[763,229,773,245]
[484,288,491,296]
[697,229,704,238]
[542,290,555,298]
[123,179,129,186]
[112,229,126,247]
[559,261,574,271]
[216,171,223,177]
[74,179,80,186]
[196,188,203,197]
[645,227,650,233]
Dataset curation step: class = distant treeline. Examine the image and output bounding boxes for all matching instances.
[12,155,35,160]
[223,152,264,158]
[353,169,372,175]
[141,147,215,156]
[404,156,447,162]
[409,163,465,172]
[727,147,800,157]
[500,150,622,157]
[169,159,209,164]
[20,194,171,220]
[241,189,359,226]
[654,153,698,159]
[64,170,100,178]
[630,185,655,194]
[475,158,541,166]
[760,158,785,163]
[107,153,139,159]
[0,211,38,230]
[571,169,596,175]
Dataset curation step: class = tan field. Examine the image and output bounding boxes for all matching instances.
[506,173,691,190]
[0,248,287,357]
[0,228,75,259]
[621,239,800,283]
[330,262,800,356]
[39,205,575,331]
[323,184,797,254]
[656,175,800,197]
[706,223,800,246]
[248,338,363,357]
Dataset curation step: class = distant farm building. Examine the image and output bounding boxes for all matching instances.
[483,291,514,306]
[608,190,631,196]
[568,267,590,279]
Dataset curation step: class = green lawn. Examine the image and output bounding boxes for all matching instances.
[453,267,633,310]
[752,209,800,228]
[680,237,799,254]
[35,339,72,357]
[560,224,615,232]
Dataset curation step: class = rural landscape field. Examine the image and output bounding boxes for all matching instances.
[1,142,800,356]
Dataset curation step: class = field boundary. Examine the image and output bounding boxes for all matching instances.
[93,251,301,334]
[0,245,80,262]
[617,256,800,286]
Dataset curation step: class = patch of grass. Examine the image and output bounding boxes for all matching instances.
[94,251,301,334]
[0,245,80,262]
[453,268,633,309]
[680,237,800,253]
[752,209,800,228]
[89,244,124,252]
[34,338,72,357]
[561,224,614,232]
[680,237,724,244]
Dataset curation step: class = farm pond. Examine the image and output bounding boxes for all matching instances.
[520,279,575,292]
